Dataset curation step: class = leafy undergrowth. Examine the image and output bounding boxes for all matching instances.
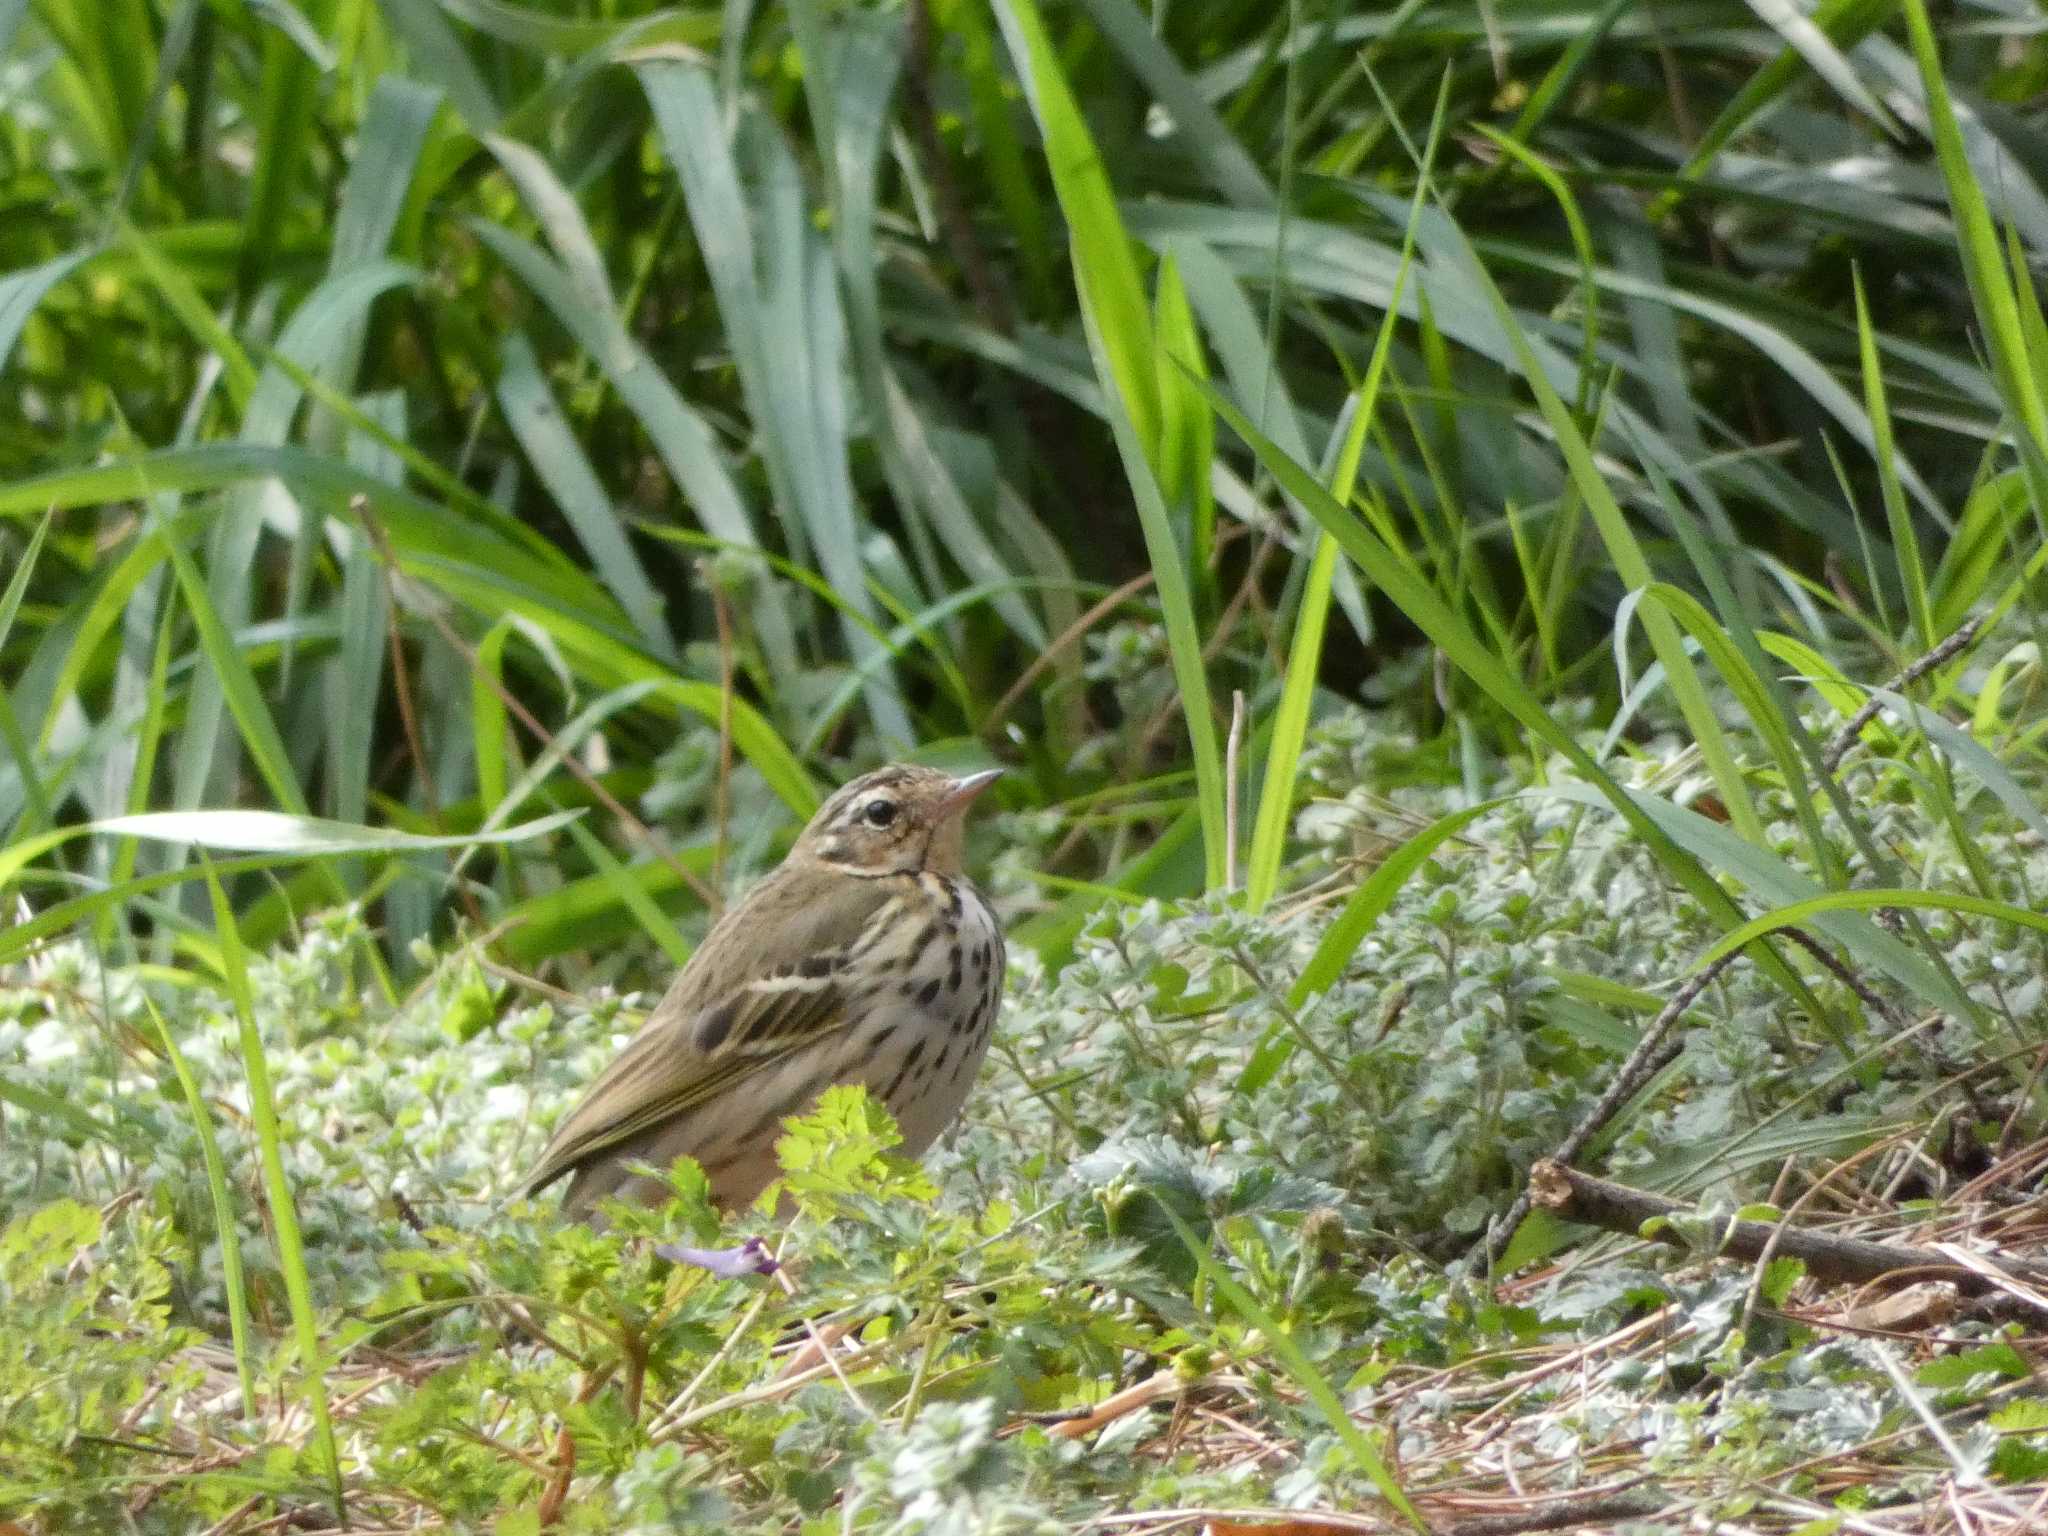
[6,706,2048,1535]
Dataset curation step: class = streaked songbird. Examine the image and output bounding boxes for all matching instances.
[521,764,1006,1218]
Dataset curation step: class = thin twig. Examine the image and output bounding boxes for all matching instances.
[902,0,1013,336]
[980,524,1252,742]
[352,496,719,910]
[982,567,1157,740]
[1224,689,1246,891]
[1526,1160,2048,1313]
[703,559,735,907]
[1820,615,1984,775]
[1781,927,1922,1036]
[373,524,487,931]
[1440,1490,1670,1536]
[1483,949,1744,1270]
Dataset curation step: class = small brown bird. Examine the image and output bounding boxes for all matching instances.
[522,764,1006,1218]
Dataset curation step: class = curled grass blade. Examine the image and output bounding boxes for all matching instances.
[1698,888,2048,971]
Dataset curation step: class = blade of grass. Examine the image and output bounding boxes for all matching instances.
[1085,301,1228,890]
[635,58,911,740]
[0,852,331,966]
[202,857,342,1516]
[1239,795,1512,1097]
[0,249,95,374]
[991,0,1160,452]
[0,510,54,830]
[1898,0,2048,492]
[1699,888,2048,969]
[239,0,337,294]
[1158,1203,1422,1527]
[145,994,256,1419]
[559,808,694,967]
[1853,268,1933,651]
[1152,254,1216,612]
[0,1071,142,1154]
[0,807,583,892]
[1432,226,1769,847]
[496,331,676,663]
[466,220,800,679]
[162,535,314,817]
[1243,137,1431,910]
[996,0,1226,884]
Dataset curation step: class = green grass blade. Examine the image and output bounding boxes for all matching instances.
[496,331,676,662]
[162,536,311,816]
[1436,224,1767,846]
[466,220,800,679]
[1070,0,1272,209]
[118,221,258,409]
[1238,795,1515,1097]
[1242,527,1333,911]
[0,510,53,829]
[1699,888,2048,970]
[0,1070,142,1154]
[1152,253,1215,606]
[0,249,95,374]
[1653,0,1897,220]
[992,0,1160,452]
[375,0,500,129]
[144,995,257,1419]
[634,57,911,740]
[1084,303,1228,891]
[1242,161,1426,911]
[0,806,584,891]
[1292,797,1513,1008]
[202,858,343,1516]
[947,0,1053,309]
[1852,268,1933,650]
[1160,1204,1422,1527]
[1898,0,2048,488]
[323,73,442,392]
[560,809,694,967]
[239,0,338,293]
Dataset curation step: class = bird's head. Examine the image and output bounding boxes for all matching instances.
[793,764,1003,877]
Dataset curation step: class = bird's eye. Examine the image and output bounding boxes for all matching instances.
[862,799,898,828]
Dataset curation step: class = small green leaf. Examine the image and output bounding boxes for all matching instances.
[1916,1342,2030,1389]
[1760,1256,1805,1308]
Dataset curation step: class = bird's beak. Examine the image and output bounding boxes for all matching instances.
[935,767,1003,821]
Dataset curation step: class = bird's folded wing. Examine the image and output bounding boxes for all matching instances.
[520,877,898,1196]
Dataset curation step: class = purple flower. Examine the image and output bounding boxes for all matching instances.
[653,1235,779,1277]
